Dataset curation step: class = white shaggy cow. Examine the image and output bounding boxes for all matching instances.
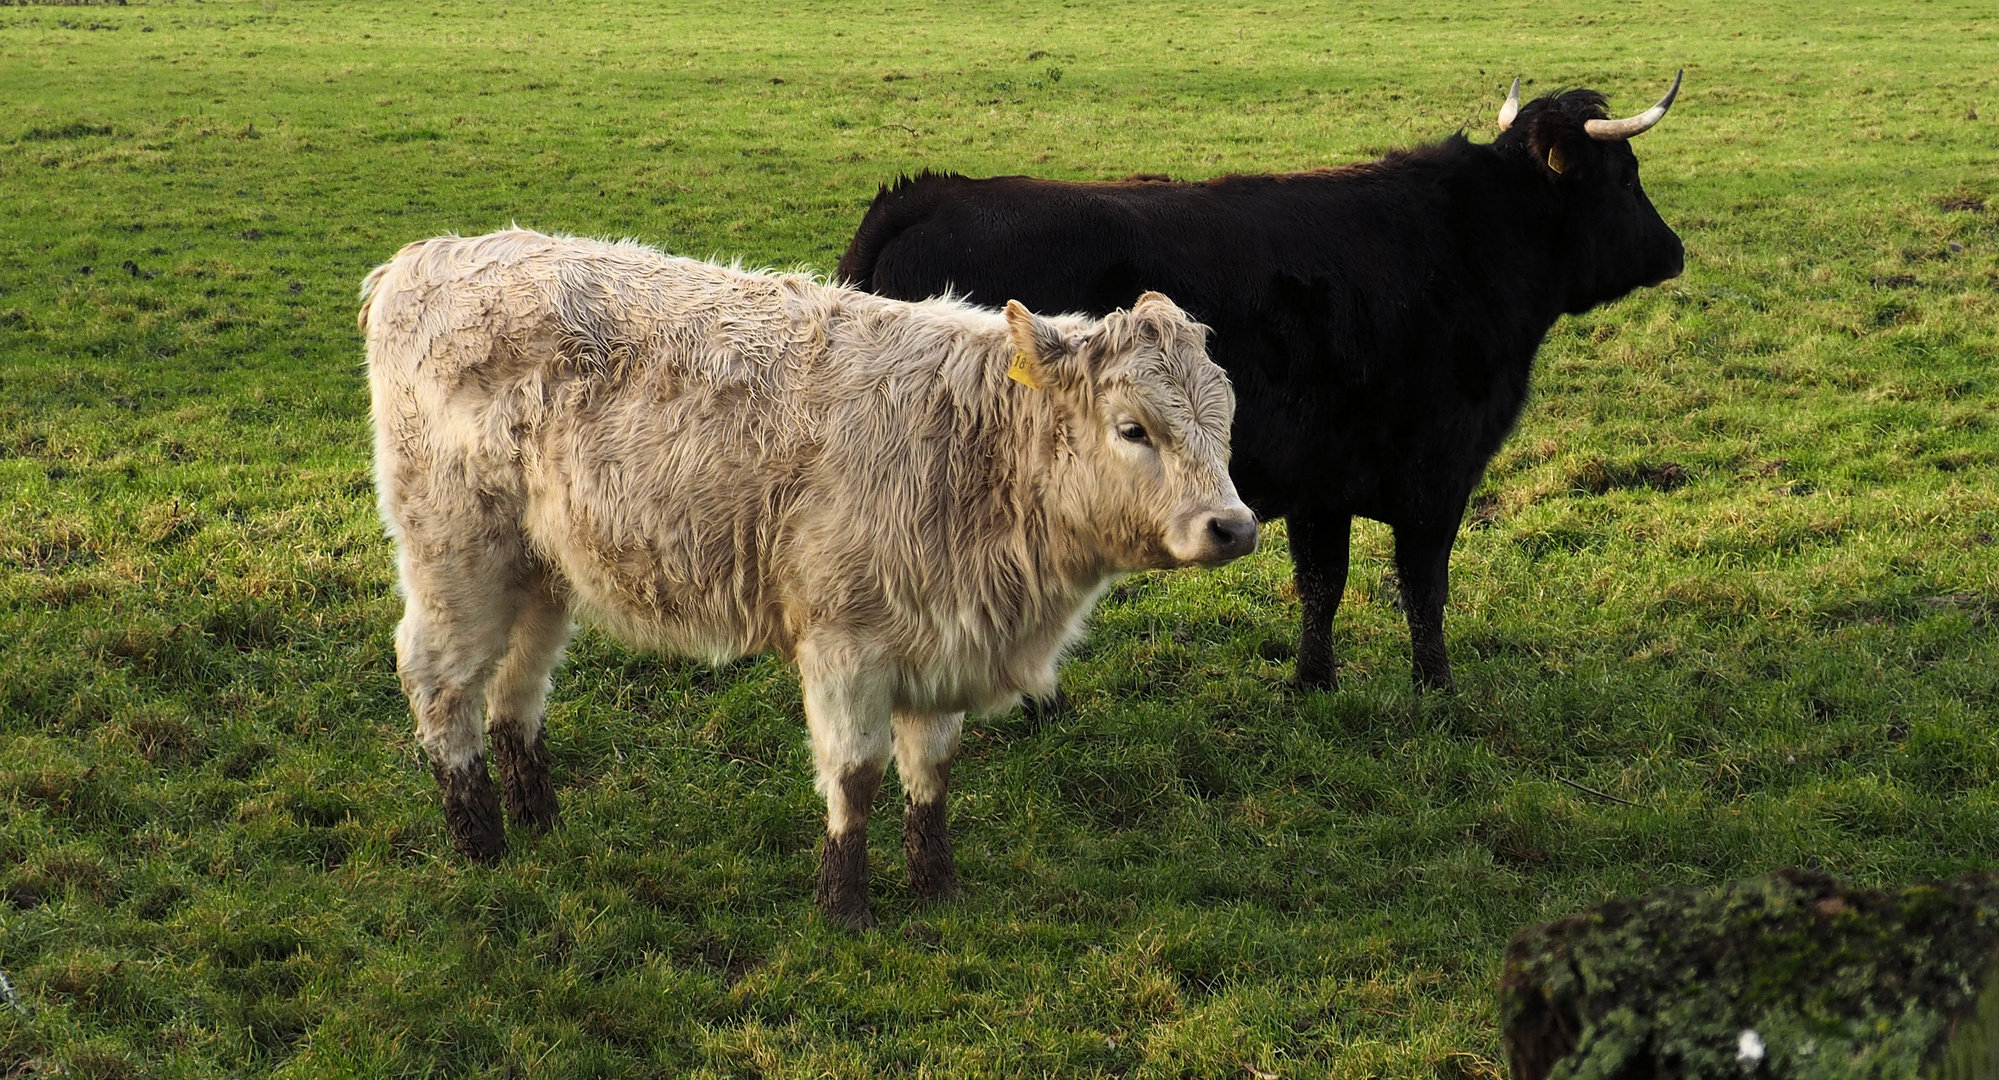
[360,230,1255,928]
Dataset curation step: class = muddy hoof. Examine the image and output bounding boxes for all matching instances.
[434,755,507,862]
[904,798,960,902]
[816,829,874,932]
[823,901,878,932]
[913,873,962,904]
[491,726,561,832]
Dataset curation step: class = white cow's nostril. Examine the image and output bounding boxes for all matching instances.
[1204,513,1259,559]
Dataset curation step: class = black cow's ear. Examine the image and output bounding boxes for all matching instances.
[1532,131,1591,179]
[1526,111,1587,179]
[1004,300,1081,391]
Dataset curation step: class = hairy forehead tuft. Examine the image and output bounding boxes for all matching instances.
[1093,310,1231,438]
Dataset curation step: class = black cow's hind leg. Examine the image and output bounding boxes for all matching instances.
[1289,509,1353,690]
[1393,520,1459,692]
[1020,685,1072,727]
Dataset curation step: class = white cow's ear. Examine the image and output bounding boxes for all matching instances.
[1004,300,1081,391]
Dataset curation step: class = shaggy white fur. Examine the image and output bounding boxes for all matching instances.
[361,229,1254,924]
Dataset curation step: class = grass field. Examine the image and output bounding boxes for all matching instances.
[3,1,1998,1076]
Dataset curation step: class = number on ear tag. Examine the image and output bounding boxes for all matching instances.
[1547,144,1570,174]
[1007,351,1043,390]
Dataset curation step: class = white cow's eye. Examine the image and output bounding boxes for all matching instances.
[1117,421,1151,445]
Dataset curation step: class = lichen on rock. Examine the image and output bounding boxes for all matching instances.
[1499,869,1999,1079]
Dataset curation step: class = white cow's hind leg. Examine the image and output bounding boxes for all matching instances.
[798,645,894,931]
[393,537,536,862]
[484,569,572,832]
[895,710,964,901]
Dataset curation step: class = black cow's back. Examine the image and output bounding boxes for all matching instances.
[844,160,1551,528]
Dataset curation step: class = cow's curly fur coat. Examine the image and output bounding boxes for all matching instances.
[360,230,1249,927]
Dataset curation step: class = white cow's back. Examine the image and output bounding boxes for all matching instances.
[364,230,1093,712]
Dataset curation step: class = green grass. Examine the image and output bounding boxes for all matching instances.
[2,0,1997,1076]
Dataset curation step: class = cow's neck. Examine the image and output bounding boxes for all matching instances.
[1486,145,1623,326]
[1319,141,1575,359]
[1390,147,1584,377]
[966,351,1123,608]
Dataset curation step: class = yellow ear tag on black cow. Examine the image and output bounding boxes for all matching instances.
[1007,351,1043,390]
[1547,144,1570,174]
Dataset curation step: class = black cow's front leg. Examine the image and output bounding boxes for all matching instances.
[1289,509,1354,690]
[1393,519,1459,692]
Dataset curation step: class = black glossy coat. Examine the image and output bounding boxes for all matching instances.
[837,90,1685,690]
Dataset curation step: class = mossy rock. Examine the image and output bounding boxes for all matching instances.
[1500,870,1999,1079]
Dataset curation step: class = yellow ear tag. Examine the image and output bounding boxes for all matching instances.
[1547,144,1570,174]
[1007,351,1043,390]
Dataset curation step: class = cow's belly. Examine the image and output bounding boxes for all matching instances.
[889,624,1059,716]
[1227,377,1515,528]
[525,496,780,663]
[518,402,792,663]
[886,577,1108,716]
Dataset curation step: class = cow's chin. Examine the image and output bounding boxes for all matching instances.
[1168,547,1246,569]
[1161,537,1247,570]
[1095,533,1189,573]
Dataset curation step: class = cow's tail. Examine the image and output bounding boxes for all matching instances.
[834,169,961,290]
[356,262,392,332]
[357,237,447,334]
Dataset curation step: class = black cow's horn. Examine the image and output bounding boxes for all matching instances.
[1496,76,1521,131]
[1584,69,1682,140]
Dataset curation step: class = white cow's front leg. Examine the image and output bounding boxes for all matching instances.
[896,710,964,901]
[798,648,894,931]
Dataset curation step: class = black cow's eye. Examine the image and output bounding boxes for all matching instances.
[1118,421,1151,444]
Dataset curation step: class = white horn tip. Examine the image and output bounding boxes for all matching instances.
[1497,75,1522,131]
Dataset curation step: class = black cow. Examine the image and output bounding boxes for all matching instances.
[838,75,1686,692]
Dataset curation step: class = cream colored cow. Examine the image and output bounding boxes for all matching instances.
[361,230,1256,928]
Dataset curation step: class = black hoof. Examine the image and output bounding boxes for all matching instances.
[1021,686,1073,727]
[1413,666,1458,694]
[1291,668,1338,692]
